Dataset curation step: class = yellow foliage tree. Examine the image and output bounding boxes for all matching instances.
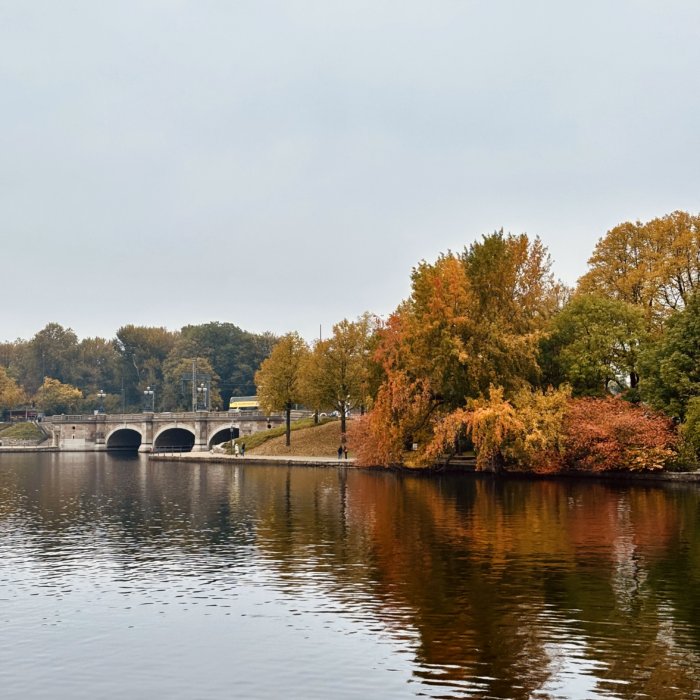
[423,386,570,472]
[578,211,700,331]
[255,332,309,446]
[299,317,375,438]
[0,367,26,412]
[35,377,83,415]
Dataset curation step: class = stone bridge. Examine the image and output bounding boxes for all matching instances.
[40,411,307,452]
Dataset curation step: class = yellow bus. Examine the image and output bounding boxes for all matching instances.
[229,396,260,412]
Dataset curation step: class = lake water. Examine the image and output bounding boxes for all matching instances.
[0,453,698,699]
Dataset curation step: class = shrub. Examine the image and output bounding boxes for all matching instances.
[562,397,678,472]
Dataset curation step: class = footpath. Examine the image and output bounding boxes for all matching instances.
[149,452,357,468]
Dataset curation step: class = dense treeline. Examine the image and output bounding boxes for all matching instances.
[348,211,700,471]
[0,322,277,415]
[3,210,700,473]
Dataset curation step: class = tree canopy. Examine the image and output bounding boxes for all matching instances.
[639,291,700,419]
[540,295,646,397]
[578,211,700,331]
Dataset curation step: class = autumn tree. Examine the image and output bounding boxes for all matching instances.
[422,386,570,473]
[300,317,375,437]
[0,367,26,412]
[540,295,646,396]
[255,332,309,446]
[578,211,700,331]
[35,378,83,415]
[351,231,564,467]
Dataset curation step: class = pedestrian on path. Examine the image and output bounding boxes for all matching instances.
[241,442,246,457]
[234,442,240,458]
[337,445,343,460]
[343,445,348,459]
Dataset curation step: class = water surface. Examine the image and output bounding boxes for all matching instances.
[0,452,699,699]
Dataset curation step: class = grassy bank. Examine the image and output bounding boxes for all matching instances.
[248,420,351,458]
[0,422,44,440]
[227,417,336,454]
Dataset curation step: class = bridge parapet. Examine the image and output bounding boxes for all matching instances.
[42,410,309,423]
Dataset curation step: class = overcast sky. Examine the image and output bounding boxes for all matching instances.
[2,1,699,343]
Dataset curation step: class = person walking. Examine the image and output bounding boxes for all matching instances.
[241,442,246,457]
[337,445,343,460]
[343,445,348,460]
[234,442,240,458]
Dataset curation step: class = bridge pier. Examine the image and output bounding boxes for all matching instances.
[138,417,154,452]
[192,414,208,452]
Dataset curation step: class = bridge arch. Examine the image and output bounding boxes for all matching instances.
[208,425,239,449]
[153,424,196,452]
[106,427,143,451]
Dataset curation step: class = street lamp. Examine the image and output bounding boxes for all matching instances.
[143,386,155,413]
[197,383,207,411]
[96,390,106,414]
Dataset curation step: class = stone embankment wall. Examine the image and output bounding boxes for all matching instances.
[0,438,46,447]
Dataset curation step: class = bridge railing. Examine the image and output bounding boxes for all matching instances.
[41,410,311,422]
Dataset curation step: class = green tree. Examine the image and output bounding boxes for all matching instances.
[11,323,79,394]
[75,337,121,395]
[255,332,309,446]
[114,326,177,409]
[540,295,646,396]
[639,291,700,418]
[160,355,222,411]
[683,397,700,457]
[168,323,277,406]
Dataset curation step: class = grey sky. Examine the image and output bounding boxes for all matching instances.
[2,1,699,343]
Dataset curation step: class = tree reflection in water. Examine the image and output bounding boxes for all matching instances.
[0,453,698,699]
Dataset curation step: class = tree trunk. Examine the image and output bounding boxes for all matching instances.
[630,371,639,389]
[314,409,318,425]
[482,451,505,474]
[340,408,346,442]
[286,404,291,446]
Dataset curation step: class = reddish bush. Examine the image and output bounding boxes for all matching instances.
[562,397,678,472]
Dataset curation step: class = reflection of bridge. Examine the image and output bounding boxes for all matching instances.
[41,411,306,452]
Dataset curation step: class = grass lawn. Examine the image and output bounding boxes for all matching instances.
[0,422,45,440]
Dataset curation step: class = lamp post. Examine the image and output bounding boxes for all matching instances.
[197,383,207,411]
[143,386,154,413]
[96,390,106,414]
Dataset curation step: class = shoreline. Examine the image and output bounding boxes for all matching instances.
[148,452,359,468]
[2,448,698,483]
[149,453,700,483]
